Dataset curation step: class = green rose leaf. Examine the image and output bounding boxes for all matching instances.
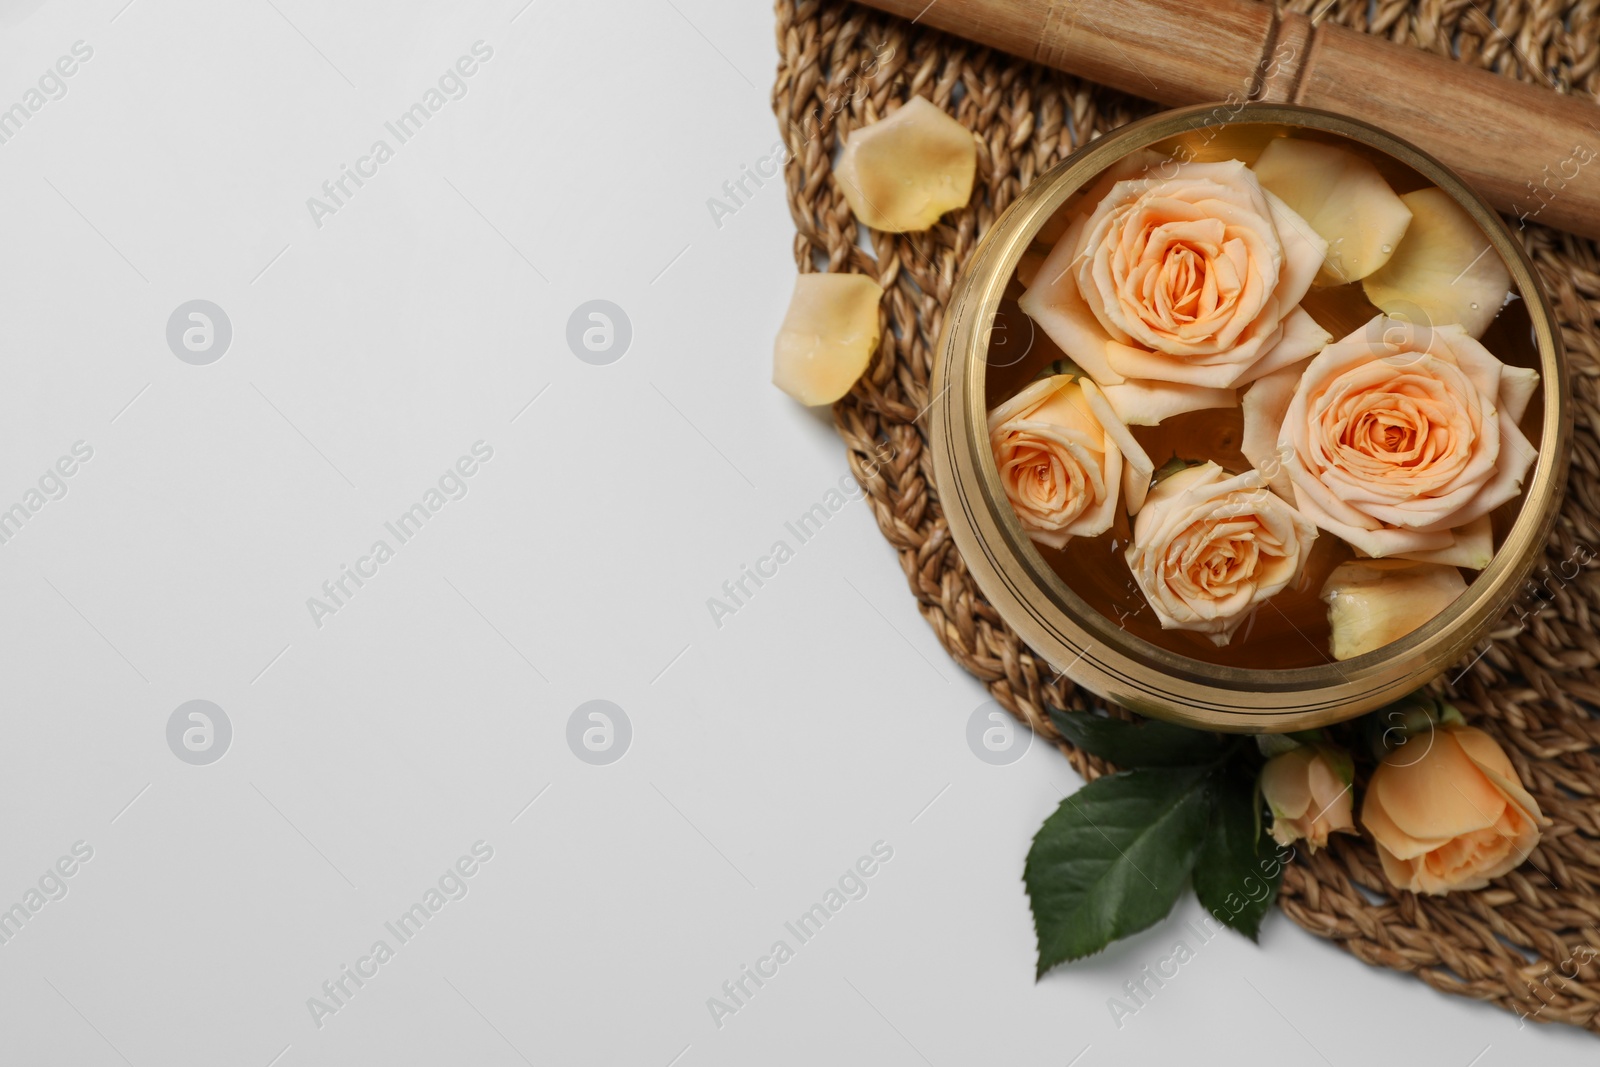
[1192,772,1284,942]
[1026,764,1213,974]
[1049,709,1229,768]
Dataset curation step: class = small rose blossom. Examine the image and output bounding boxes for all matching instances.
[1019,158,1330,426]
[1124,461,1318,645]
[1260,747,1355,850]
[1242,316,1539,566]
[1361,724,1548,895]
[988,375,1154,548]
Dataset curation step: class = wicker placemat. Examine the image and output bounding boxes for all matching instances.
[772,0,1600,1031]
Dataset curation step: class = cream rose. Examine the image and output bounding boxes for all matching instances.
[1124,462,1317,645]
[1361,724,1547,895]
[1019,159,1331,426]
[1260,747,1355,851]
[988,375,1154,549]
[1242,316,1539,565]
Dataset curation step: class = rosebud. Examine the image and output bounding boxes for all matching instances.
[1260,746,1355,851]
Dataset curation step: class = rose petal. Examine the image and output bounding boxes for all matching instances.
[1277,314,1536,554]
[1452,727,1548,827]
[989,376,1146,547]
[1450,725,1516,780]
[1102,321,1273,388]
[1261,188,1328,307]
[1098,378,1236,426]
[1320,559,1466,659]
[1017,216,1128,385]
[1252,137,1411,285]
[1261,748,1314,819]
[1068,444,1123,538]
[1500,365,1541,424]
[833,97,976,233]
[772,273,884,406]
[1407,411,1536,533]
[987,375,1069,430]
[1436,324,1504,401]
[1018,154,1331,395]
[1362,187,1510,340]
[1289,483,1455,557]
[1240,357,1306,501]
[1308,756,1354,823]
[1371,732,1508,841]
[1232,306,1331,385]
[1079,378,1154,513]
[1362,788,1456,861]
[1124,461,1316,643]
[1391,514,1493,569]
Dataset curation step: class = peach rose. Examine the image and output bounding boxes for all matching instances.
[1260,747,1355,851]
[1019,159,1331,426]
[1124,462,1317,645]
[1362,724,1548,894]
[988,375,1154,548]
[1242,316,1539,565]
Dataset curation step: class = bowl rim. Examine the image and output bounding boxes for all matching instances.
[929,101,1572,731]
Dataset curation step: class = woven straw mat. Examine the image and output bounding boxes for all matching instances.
[772,0,1600,1033]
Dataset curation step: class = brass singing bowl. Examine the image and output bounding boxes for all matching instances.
[929,103,1570,732]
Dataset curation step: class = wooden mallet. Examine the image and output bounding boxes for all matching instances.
[856,0,1600,240]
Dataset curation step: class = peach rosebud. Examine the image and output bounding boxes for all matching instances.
[1242,316,1539,567]
[987,374,1154,548]
[1124,461,1317,645]
[1260,746,1355,850]
[1362,724,1548,895]
[1019,159,1330,425]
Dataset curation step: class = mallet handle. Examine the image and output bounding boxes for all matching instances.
[857,0,1600,238]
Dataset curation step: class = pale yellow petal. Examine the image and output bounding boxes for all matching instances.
[772,273,883,406]
[833,97,976,233]
[1362,187,1511,339]
[1252,137,1412,285]
[1321,559,1467,660]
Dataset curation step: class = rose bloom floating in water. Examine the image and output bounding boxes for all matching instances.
[1243,315,1538,568]
[1124,461,1317,646]
[1019,156,1330,427]
[987,374,1152,548]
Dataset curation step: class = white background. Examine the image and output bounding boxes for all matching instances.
[0,1,1592,1063]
